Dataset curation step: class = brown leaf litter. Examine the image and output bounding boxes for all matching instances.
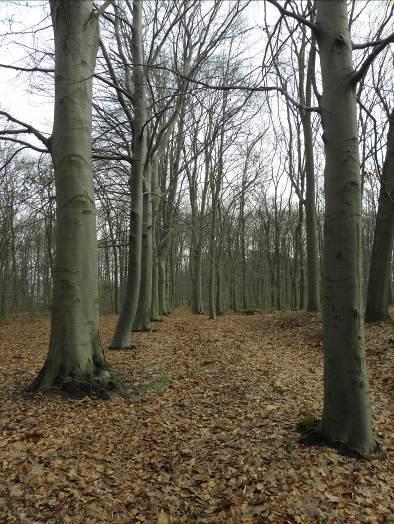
[0,307,392,523]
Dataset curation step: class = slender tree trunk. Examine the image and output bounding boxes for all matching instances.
[216,215,224,316]
[301,44,320,312]
[216,263,223,315]
[151,158,161,321]
[158,255,168,315]
[208,217,217,320]
[191,244,203,314]
[106,210,119,314]
[169,246,176,311]
[298,202,306,309]
[110,0,145,348]
[10,205,18,313]
[365,109,394,322]
[240,177,247,310]
[134,162,153,331]
[29,0,123,394]
[317,0,375,454]
[113,245,119,314]
[104,242,113,313]
[151,244,160,320]
[292,222,299,309]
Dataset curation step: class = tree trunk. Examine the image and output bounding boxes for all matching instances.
[158,255,168,315]
[365,109,394,322]
[301,43,320,312]
[317,0,375,454]
[208,200,217,320]
[297,201,306,309]
[109,0,145,348]
[134,162,153,331]
[191,244,203,314]
[151,158,161,321]
[240,177,247,310]
[29,0,123,395]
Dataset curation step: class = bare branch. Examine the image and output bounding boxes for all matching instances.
[0,110,51,150]
[95,0,113,18]
[265,0,317,33]
[352,37,394,50]
[351,32,394,85]
[0,63,54,73]
[0,136,49,153]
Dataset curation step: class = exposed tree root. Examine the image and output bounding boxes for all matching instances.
[27,363,129,400]
[108,345,137,351]
[297,421,382,460]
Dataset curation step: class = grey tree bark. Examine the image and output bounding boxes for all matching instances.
[109,0,146,349]
[29,0,123,395]
[134,161,153,331]
[317,0,375,454]
[299,41,320,312]
[365,109,394,322]
[151,157,161,321]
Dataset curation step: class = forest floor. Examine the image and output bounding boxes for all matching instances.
[0,308,393,523]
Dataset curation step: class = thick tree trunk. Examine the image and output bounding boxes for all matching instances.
[29,0,123,395]
[109,0,145,348]
[365,109,394,322]
[317,0,375,454]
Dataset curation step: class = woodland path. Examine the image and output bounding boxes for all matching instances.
[0,308,392,522]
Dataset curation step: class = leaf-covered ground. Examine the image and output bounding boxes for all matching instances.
[0,308,393,523]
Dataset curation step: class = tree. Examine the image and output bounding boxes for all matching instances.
[28,0,124,395]
[316,0,375,453]
[365,108,394,321]
[109,0,146,349]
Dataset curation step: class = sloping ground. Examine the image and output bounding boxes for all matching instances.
[0,308,392,523]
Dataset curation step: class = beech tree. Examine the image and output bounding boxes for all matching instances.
[264,0,393,453]
[316,0,376,453]
[109,0,146,349]
[26,0,124,394]
[365,108,394,321]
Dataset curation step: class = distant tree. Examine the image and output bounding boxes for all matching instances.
[365,108,394,321]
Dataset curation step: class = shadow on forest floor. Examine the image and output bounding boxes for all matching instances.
[0,307,392,522]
